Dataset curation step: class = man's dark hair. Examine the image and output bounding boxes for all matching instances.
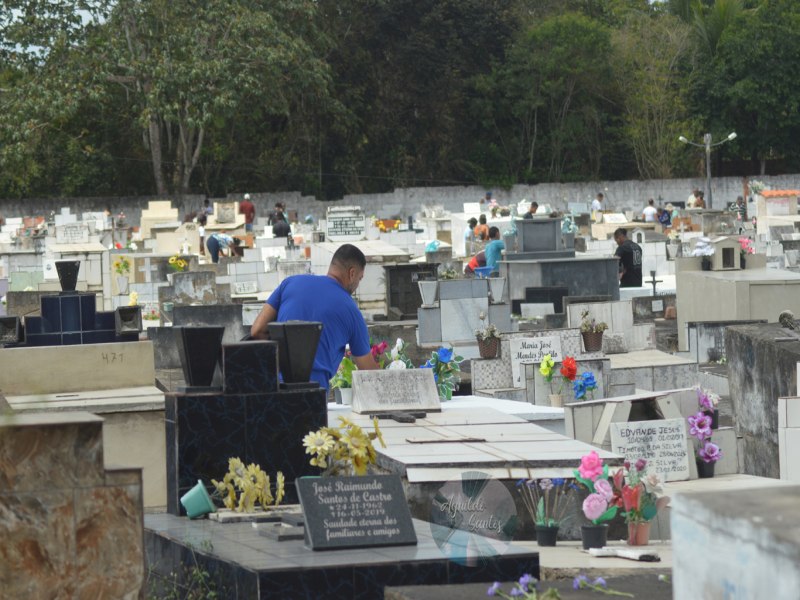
[531,202,538,211]
[488,226,500,239]
[203,199,210,205]
[232,237,242,247]
[597,193,604,199]
[197,214,207,226]
[468,217,478,228]
[331,244,367,270]
[614,228,628,238]
[648,199,655,206]
[479,214,487,224]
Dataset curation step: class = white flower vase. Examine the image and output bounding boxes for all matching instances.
[337,388,353,405]
[418,280,439,307]
[116,274,129,295]
[488,277,505,303]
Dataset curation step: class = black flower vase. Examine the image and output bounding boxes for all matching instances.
[696,459,715,478]
[267,321,323,389]
[175,326,225,388]
[535,525,559,547]
[704,409,719,429]
[581,524,608,550]
[55,260,81,292]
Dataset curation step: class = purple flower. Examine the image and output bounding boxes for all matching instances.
[593,577,607,588]
[623,460,631,470]
[635,458,647,472]
[699,441,722,463]
[594,478,613,501]
[518,574,536,590]
[583,493,608,521]
[487,582,501,596]
[510,588,523,597]
[573,575,589,590]
[688,412,713,441]
[539,478,554,491]
[698,389,713,411]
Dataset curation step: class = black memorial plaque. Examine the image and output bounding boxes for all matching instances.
[296,474,417,551]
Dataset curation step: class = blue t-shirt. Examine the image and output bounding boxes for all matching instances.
[485,240,505,269]
[266,274,370,389]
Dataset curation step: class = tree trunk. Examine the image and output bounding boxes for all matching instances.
[148,115,167,195]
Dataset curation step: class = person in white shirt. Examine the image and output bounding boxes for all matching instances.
[642,199,658,222]
[591,193,604,212]
[686,189,699,208]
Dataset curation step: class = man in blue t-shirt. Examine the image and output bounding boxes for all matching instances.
[484,226,505,274]
[250,244,378,388]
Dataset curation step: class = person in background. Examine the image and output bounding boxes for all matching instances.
[694,191,706,209]
[203,199,214,215]
[521,201,539,219]
[687,188,700,208]
[642,198,658,222]
[464,250,486,277]
[484,226,505,274]
[731,196,747,220]
[206,232,240,263]
[481,191,493,205]
[239,193,256,233]
[591,193,604,212]
[268,202,287,225]
[464,217,478,254]
[666,203,679,221]
[474,214,489,241]
[613,228,643,288]
[657,207,672,227]
[272,212,292,238]
[250,244,379,389]
[197,213,207,255]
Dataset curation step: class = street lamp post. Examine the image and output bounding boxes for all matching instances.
[678,131,737,209]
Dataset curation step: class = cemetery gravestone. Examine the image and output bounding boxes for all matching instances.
[352,370,440,414]
[610,418,690,482]
[326,206,366,242]
[510,336,563,387]
[216,202,237,223]
[56,223,90,244]
[296,474,417,550]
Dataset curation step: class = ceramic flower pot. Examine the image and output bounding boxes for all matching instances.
[535,525,559,547]
[581,331,604,353]
[55,260,81,292]
[180,480,216,519]
[627,521,651,546]
[581,524,608,550]
[488,277,506,303]
[336,387,353,406]
[704,409,719,429]
[696,459,716,479]
[549,394,563,408]
[417,280,438,307]
[477,336,500,359]
[116,274,129,295]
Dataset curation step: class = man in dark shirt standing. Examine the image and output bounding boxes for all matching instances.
[521,202,539,219]
[613,228,642,287]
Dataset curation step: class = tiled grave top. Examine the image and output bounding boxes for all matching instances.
[564,388,692,408]
[0,410,103,427]
[6,385,164,414]
[145,515,539,572]
[342,405,621,478]
[608,350,695,369]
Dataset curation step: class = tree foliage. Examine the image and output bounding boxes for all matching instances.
[0,0,797,199]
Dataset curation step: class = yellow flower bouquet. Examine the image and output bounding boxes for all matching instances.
[168,254,188,272]
[211,457,285,513]
[303,416,386,476]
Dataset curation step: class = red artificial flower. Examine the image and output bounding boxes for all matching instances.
[115,242,123,249]
[370,341,388,359]
[560,356,577,381]
[621,484,642,513]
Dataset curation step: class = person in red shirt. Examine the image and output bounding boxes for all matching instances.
[464,251,487,276]
[239,193,256,232]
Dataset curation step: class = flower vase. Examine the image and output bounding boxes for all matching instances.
[548,394,563,408]
[535,525,559,547]
[581,524,608,550]
[704,408,719,429]
[581,331,604,353]
[627,521,651,546]
[116,274,129,295]
[337,388,353,406]
[477,336,500,359]
[740,255,746,269]
[696,459,716,479]
[701,257,712,271]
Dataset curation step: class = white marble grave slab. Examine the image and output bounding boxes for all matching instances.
[610,418,690,482]
[510,336,563,388]
[440,297,488,342]
[352,369,440,414]
[521,303,554,318]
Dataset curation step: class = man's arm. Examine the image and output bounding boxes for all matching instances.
[251,303,277,339]
[352,353,380,371]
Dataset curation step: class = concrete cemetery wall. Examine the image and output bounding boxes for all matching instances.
[3,173,799,227]
[725,323,800,478]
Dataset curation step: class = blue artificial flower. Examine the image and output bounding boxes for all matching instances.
[552,478,565,486]
[573,379,586,400]
[438,347,453,364]
[487,582,501,596]
[510,588,523,597]
[573,575,589,590]
[518,574,536,590]
[516,478,526,488]
[593,577,607,588]
[420,361,432,369]
[434,374,439,383]
[582,371,597,389]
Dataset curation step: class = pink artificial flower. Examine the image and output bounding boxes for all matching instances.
[688,412,713,441]
[582,493,608,521]
[699,441,722,463]
[594,478,613,501]
[578,451,604,481]
[635,458,647,472]
[697,388,713,411]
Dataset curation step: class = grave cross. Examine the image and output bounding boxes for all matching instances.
[646,270,662,296]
